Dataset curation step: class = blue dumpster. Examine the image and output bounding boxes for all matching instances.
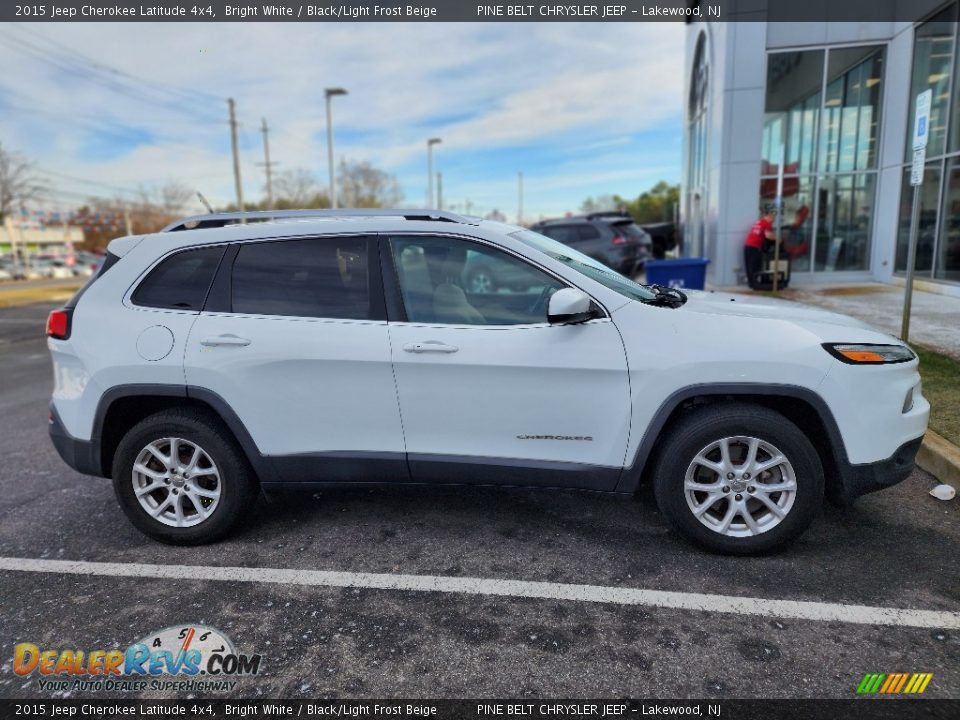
[644,257,709,290]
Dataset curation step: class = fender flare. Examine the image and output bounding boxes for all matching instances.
[614,382,847,494]
[91,384,275,482]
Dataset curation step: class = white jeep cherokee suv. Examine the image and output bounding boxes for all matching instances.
[47,210,929,553]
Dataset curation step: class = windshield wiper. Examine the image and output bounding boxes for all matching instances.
[641,284,688,308]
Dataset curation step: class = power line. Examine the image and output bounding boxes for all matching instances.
[0,29,225,126]
[19,25,224,106]
[0,87,187,145]
[35,168,146,198]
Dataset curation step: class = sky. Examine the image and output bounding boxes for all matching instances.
[0,22,685,221]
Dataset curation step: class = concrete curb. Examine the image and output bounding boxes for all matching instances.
[917,429,960,488]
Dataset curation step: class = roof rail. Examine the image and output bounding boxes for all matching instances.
[584,210,631,220]
[161,208,477,232]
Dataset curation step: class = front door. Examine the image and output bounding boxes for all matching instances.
[384,234,631,490]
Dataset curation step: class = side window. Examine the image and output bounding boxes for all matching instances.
[132,246,225,310]
[231,237,370,319]
[389,235,565,326]
[577,225,602,241]
[542,225,575,243]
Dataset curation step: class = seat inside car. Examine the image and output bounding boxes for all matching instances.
[432,247,485,324]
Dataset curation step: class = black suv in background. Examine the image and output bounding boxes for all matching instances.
[530,212,652,276]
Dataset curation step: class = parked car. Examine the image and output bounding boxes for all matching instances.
[49,260,76,279]
[0,265,13,282]
[529,212,652,276]
[47,209,928,553]
[27,260,55,278]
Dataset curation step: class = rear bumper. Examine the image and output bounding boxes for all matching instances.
[49,403,103,477]
[833,436,923,505]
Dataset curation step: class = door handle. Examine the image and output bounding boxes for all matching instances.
[200,335,251,347]
[403,341,459,354]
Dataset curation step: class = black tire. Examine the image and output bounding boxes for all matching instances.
[112,408,259,545]
[652,403,823,555]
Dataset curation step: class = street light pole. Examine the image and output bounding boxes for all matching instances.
[518,171,523,226]
[325,87,348,208]
[427,138,442,208]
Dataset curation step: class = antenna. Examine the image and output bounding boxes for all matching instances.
[196,192,214,214]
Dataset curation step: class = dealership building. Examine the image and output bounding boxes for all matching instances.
[682,0,960,296]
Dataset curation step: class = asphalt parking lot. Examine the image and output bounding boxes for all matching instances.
[0,302,958,700]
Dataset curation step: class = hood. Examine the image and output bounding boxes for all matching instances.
[676,290,879,333]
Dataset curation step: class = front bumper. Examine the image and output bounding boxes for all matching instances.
[832,436,923,505]
[49,403,103,477]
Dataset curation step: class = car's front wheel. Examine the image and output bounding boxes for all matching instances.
[112,409,258,545]
[652,403,823,554]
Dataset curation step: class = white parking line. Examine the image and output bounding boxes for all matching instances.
[1,556,958,629]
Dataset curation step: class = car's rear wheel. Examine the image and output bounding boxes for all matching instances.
[112,409,258,545]
[652,403,823,554]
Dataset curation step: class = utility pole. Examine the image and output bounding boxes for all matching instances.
[324,88,348,208]
[436,172,443,211]
[427,138,442,208]
[259,118,276,209]
[518,171,524,226]
[4,216,19,274]
[227,98,244,212]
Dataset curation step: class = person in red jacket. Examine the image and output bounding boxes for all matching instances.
[744,204,778,290]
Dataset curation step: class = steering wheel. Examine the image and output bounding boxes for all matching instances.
[529,285,557,318]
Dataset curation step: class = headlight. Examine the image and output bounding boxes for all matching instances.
[823,343,915,365]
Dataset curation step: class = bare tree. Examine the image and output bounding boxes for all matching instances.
[0,143,44,221]
[579,194,618,215]
[159,180,194,216]
[338,159,403,208]
[273,168,321,207]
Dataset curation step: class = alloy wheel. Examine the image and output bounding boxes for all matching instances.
[131,437,222,528]
[683,435,797,537]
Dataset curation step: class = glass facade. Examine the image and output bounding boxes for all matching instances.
[761,46,884,273]
[896,3,960,285]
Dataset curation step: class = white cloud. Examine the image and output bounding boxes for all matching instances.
[0,21,685,216]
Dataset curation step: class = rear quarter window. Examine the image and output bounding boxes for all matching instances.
[131,246,225,310]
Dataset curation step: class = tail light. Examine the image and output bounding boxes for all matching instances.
[46,308,71,340]
[611,235,626,246]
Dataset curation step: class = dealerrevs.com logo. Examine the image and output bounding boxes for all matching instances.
[14,624,262,693]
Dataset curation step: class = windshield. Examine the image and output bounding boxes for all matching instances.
[509,229,657,302]
[611,221,649,239]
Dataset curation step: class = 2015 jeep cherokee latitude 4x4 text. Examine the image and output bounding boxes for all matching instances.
[46,209,929,553]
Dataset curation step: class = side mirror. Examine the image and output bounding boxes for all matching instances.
[548,288,595,325]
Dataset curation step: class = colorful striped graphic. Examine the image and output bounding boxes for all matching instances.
[856,672,933,694]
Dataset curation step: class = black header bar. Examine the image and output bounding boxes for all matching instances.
[1,1,949,23]
[0,699,958,720]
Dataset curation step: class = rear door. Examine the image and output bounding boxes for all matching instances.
[184,235,407,483]
[384,233,631,490]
